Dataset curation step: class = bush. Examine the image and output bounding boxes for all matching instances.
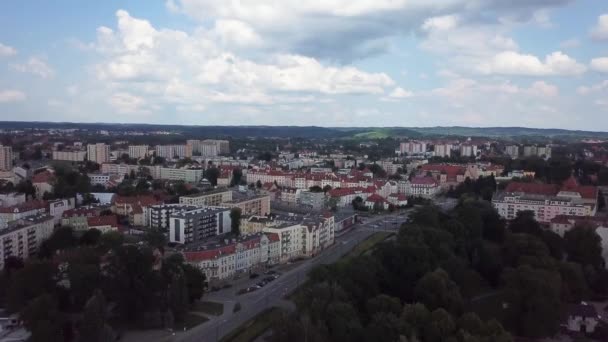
[233,302,242,313]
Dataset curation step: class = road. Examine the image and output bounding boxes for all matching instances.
[171,212,408,342]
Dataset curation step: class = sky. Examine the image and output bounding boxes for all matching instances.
[1,0,608,130]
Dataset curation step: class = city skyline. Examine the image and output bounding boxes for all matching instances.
[1,1,608,129]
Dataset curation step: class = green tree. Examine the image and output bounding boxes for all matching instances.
[230,208,242,237]
[564,224,604,269]
[231,168,243,186]
[19,294,64,342]
[182,263,206,303]
[80,228,102,246]
[80,290,109,342]
[144,229,167,249]
[508,210,542,236]
[38,226,78,258]
[204,167,220,186]
[414,268,463,315]
[503,265,561,338]
[7,261,57,313]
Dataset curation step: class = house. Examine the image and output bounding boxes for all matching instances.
[388,193,408,207]
[365,194,390,211]
[87,215,119,233]
[31,170,55,199]
[565,303,599,334]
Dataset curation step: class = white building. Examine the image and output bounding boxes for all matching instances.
[128,145,149,159]
[460,144,478,157]
[88,173,111,186]
[53,150,86,162]
[169,207,231,244]
[0,145,13,171]
[0,215,54,270]
[434,144,453,158]
[400,141,427,155]
[87,143,111,164]
[155,145,191,159]
[400,177,440,198]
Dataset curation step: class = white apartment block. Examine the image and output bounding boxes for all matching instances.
[53,150,86,162]
[128,145,149,159]
[434,144,453,158]
[399,177,441,198]
[179,189,233,207]
[505,145,520,159]
[101,163,140,177]
[87,143,110,164]
[460,144,478,157]
[88,173,111,186]
[159,167,203,183]
[155,145,191,160]
[202,139,230,154]
[0,215,54,270]
[0,145,13,171]
[400,141,427,155]
[263,223,305,262]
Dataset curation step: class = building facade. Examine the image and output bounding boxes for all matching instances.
[87,143,111,164]
[169,207,231,244]
[179,189,233,207]
[0,145,13,171]
[0,215,54,270]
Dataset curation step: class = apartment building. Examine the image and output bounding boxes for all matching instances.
[61,207,101,230]
[0,200,47,227]
[88,173,111,186]
[263,223,305,262]
[100,163,141,177]
[53,150,86,162]
[399,177,441,198]
[87,143,110,164]
[434,144,453,158]
[298,190,326,210]
[145,204,198,230]
[223,193,271,216]
[179,189,233,207]
[0,215,54,270]
[327,187,375,207]
[169,206,231,244]
[246,170,294,187]
[0,145,13,171]
[155,145,191,159]
[159,167,203,183]
[492,177,598,223]
[128,145,149,159]
[202,139,229,155]
[400,141,427,155]
[460,144,478,157]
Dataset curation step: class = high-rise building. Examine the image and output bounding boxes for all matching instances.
[433,144,452,158]
[202,139,229,155]
[505,145,520,159]
[87,143,110,164]
[155,145,190,159]
[53,150,86,162]
[0,145,13,171]
[186,140,202,155]
[169,207,232,244]
[399,141,427,155]
[460,144,478,157]
[128,145,149,159]
[523,145,538,157]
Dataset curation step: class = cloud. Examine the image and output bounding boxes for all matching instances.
[591,14,608,41]
[0,43,17,57]
[382,87,414,101]
[477,51,586,76]
[0,90,26,103]
[559,38,580,49]
[578,80,608,95]
[590,57,608,73]
[10,57,55,78]
[167,0,573,61]
[91,10,394,114]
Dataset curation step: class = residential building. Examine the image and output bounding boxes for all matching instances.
[388,193,408,207]
[505,145,519,159]
[100,163,141,177]
[523,145,538,157]
[263,223,305,262]
[0,193,26,207]
[53,150,86,162]
[434,144,452,157]
[61,207,101,230]
[146,204,198,230]
[202,139,230,154]
[492,177,598,223]
[0,215,54,270]
[565,303,599,334]
[298,190,326,210]
[87,143,111,164]
[246,170,294,187]
[179,189,233,207]
[460,144,478,157]
[0,145,13,171]
[128,145,149,159]
[48,198,75,224]
[88,173,111,186]
[0,200,47,227]
[159,167,204,183]
[399,141,427,155]
[327,187,375,207]
[365,194,390,210]
[223,193,271,216]
[169,206,231,244]
[112,195,160,216]
[155,145,190,159]
[240,215,274,235]
[400,177,441,198]
[87,215,119,233]
[31,171,55,199]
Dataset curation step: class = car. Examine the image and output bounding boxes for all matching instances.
[264,270,277,275]
[263,276,275,282]
[249,273,260,279]
[257,281,266,287]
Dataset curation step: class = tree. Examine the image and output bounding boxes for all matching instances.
[559,261,589,303]
[231,168,243,186]
[19,294,64,342]
[598,190,606,211]
[564,224,604,269]
[414,269,463,315]
[38,226,78,258]
[309,185,323,193]
[144,229,167,249]
[182,264,206,303]
[99,231,125,252]
[230,208,242,237]
[503,265,561,338]
[80,228,102,246]
[351,196,364,211]
[204,167,220,186]
[7,261,57,313]
[323,185,332,193]
[256,180,263,188]
[508,210,542,236]
[80,290,109,342]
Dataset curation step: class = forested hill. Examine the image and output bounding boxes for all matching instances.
[1,121,607,140]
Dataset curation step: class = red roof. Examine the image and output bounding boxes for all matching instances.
[366,194,387,203]
[183,245,236,262]
[31,171,55,184]
[0,200,47,214]
[389,193,408,201]
[410,176,439,186]
[113,195,159,207]
[62,207,98,218]
[266,233,280,242]
[505,182,558,196]
[87,215,118,228]
[328,186,374,198]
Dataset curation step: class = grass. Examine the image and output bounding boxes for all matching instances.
[174,313,209,331]
[192,301,224,316]
[354,130,390,139]
[342,231,394,260]
[220,308,285,342]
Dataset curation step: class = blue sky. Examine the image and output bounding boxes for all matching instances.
[1,0,608,130]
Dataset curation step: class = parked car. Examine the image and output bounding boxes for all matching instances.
[249,273,260,279]
[264,270,276,275]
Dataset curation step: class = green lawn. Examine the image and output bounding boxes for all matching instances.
[192,300,224,316]
[220,308,285,342]
[354,130,390,139]
[174,313,209,331]
[343,232,394,260]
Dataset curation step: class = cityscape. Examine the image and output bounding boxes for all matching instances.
[2,1,608,342]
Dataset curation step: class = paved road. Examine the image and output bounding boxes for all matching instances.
[170,212,407,342]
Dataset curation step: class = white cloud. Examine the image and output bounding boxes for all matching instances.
[382,87,414,101]
[591,14,608,41]
[528,81,558,97]
[11,57,55,78]
[478,51,586,76]
[109,92,152,114]
[0,90,26,103]
[210,19,263,48]
[91,10,394,113]
[590,57,608,73]
[578,80,608,95]
[422,15,459,32]
[0,43,17,57]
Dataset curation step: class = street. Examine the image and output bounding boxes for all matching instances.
[171,212,407,342]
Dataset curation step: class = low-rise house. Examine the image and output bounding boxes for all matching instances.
[0,192,26,207]
[61,207,101,230]
[31,171,55,199]
[565,303,599,334]
[0,200,47,227]
[388,193,408,207]
[365,194,390,210]
[87,215,119,233]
